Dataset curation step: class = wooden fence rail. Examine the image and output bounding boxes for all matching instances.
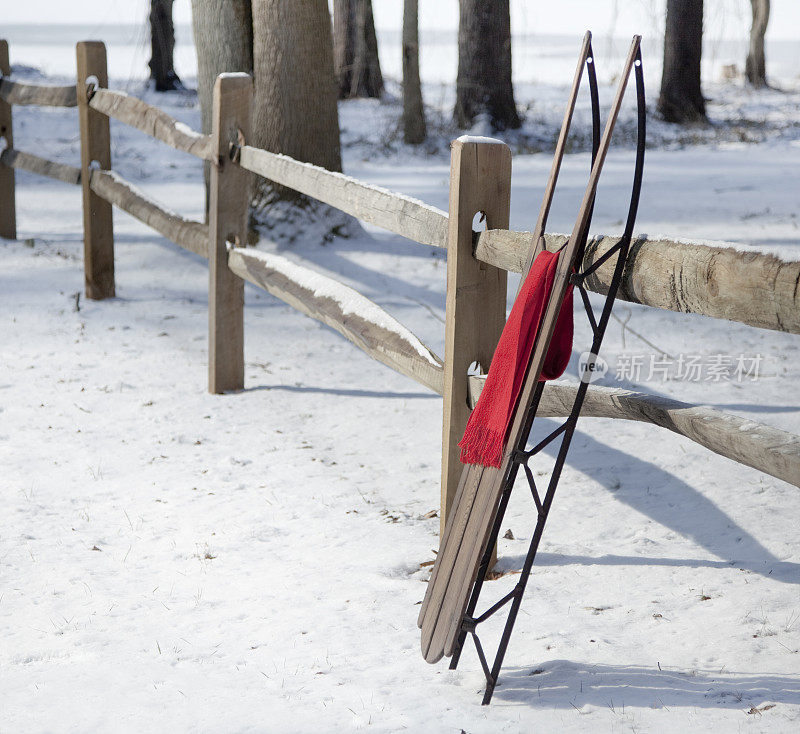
[89,169,208,256]
[228,246,445,394]
[237,144,449,248]
[477,230,800,335]
[0,78,77,107]
[88,88,214,161]
[469,377,800,488]
[0,148,81,185]
[2,38,799,542]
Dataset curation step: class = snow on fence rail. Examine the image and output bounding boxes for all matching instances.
[2,39,799,534]
[228,247,445,395]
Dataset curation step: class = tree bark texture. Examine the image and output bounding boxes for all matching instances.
[190,0,253,135]
[252,0,342,197]
[658,0,706,123]
[745,0,769,88]
[149,0,183,90]
[333,0,383,98]
[454,0,520,131]
[402,0,426,144]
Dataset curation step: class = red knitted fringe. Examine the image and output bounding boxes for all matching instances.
[458,422,504,469]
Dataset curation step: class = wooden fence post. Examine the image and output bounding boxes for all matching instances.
[0,40,16,240]
[208,73,252,394]
[76,41,114,299]
[441,138,512,538]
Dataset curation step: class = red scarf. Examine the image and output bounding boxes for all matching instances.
[458,250,573,468]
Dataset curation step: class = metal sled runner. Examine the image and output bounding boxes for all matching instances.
[418,33,646,705]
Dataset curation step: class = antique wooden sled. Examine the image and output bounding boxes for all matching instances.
[418,32,646,705]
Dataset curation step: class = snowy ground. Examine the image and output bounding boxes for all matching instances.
[3,41,800,734]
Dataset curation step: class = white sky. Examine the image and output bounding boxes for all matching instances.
[3,0,800,41]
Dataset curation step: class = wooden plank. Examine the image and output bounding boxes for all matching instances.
[227,247,444,394]
[418,461,481,631]
[421,462,490,662]
[466,377,800,489]
[1,148,81,185]
[89,169,208,256]
[89,88,214,161]
[440,461,504,658]
[439,137,511,536]
[237,144,448,247]
[0,40,15,239]
[208,73,252,394]
[76,41,114,299]
[476,229,800,335]
[0,78,78,107]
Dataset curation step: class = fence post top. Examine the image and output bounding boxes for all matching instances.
[213,73,253,93]
[76,40,107,51]
[454,134,507,146]
[451,135,510,152]
[449,136,512,172]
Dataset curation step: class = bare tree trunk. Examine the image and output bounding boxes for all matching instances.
[658,0,706,123]
[149,0,183,91]
[333,0,383,99]
[745,0,769,88]
[190,0,253,136]
[252,0,342,204]
[402,0,426,144]
[454,0,520,131]
[191,0,252,216]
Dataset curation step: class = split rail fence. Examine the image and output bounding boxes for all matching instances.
[2,40,799,537]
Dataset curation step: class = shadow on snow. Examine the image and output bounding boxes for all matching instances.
[490,659,800,710]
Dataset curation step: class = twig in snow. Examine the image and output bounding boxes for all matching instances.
[610,309,674,358]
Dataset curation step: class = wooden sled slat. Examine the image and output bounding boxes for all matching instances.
[419,463,487,661]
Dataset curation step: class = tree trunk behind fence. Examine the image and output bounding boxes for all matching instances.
[658,0,706,123]
[454,0,520,132]
[745,0,769,88]
[252,0,342,202]
[149,0,183,91]
[333,0,383,99]
[190,0,253,136]
[402,0,426,144]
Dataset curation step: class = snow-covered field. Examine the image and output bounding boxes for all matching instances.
[2,29,800,734]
